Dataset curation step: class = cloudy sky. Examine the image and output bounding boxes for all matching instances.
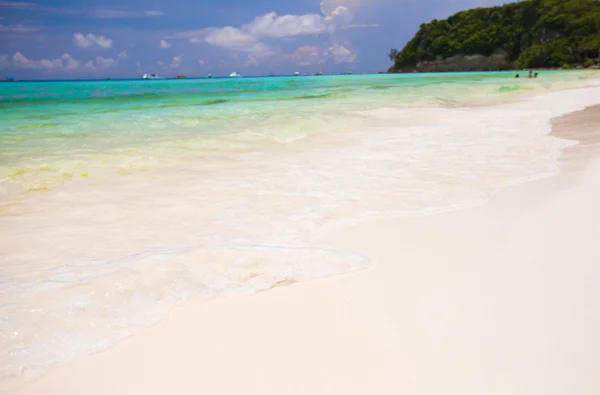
[0,0,508,79]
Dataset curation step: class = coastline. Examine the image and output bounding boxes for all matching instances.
[12,107,600,393]
[387,67,600,74]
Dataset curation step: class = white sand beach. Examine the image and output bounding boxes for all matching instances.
[13,105,600,395]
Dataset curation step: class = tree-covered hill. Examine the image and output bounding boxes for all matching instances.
[389,0,600,72]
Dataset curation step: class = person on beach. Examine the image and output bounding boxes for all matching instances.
[534,72,539,78]
[528,70,533,78]
[515,74,520,78]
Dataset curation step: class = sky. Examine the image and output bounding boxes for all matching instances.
[0,0,511,79]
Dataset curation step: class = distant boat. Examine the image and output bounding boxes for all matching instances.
[293,72,300,76]
[207,73,213,78]
[141,73,165,80]
[176,74,186,79]
[3,76,16,82]
[314,72,323,76]
[229,72,241,78]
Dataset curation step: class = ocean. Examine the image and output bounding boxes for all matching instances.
[1,71,599,390]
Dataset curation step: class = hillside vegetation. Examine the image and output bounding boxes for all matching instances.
[389,0,600,71]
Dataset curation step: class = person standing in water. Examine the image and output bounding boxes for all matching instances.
[528,70,533,78]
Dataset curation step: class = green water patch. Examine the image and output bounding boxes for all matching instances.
[0,91,172,109]
[44,132,95,139]
[159,98,230,109]
[10,169,27,178]
[0,131,94,145]
[200,98,229,105]
[28,111,80,120]
[497,84,523,93]
[282,93,333,101]
[496,83,539,93]
[181,115,226,122]
[259,91,353,102]
[15,122,64,130]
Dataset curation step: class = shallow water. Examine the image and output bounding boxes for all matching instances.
[1,71,599,391]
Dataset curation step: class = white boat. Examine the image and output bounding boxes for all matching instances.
[293,72,300,76]
[229,72,241,78]
[141,73,165,80]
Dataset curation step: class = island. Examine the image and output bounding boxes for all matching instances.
[388,0,600,72]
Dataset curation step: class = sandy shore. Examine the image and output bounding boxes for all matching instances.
[14,106,600,395]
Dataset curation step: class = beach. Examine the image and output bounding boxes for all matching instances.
[2,72,600,394]
[12,104,600,395]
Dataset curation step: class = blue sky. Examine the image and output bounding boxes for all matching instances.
[0,0,509,79]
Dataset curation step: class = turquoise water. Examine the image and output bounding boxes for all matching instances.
[1,71,598,391]
[0,71,588,199]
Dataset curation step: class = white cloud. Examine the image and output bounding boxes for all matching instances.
[170,0,364,65]
[118,49,128,59]
[289,45,326,66]
[0,1,36,9]
[182,7,353,50]
[73,33,113,49]
[61,53,79,69]
[245,12,328,38]
[170,55,183,69]
[84,56,115,70]
[320,0,361,17]
[203,26,271,55]
[204,27,255,48]
[90,8,165,19]
[289,43,356,65]
[198,59,207,65]
[12,51,63,70]
[0,24,41,33]
[160,39,172,49]
[157,55,184,70]
[7,51,120,72]
[95,56,115,69]
[327,43,356,63]
[144,10,165,16]
[324,6,353,28]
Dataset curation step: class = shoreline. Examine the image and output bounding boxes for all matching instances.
[387,67,600,73]
[12,104,600,394]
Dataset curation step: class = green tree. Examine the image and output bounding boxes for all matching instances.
[390,0,600,71]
